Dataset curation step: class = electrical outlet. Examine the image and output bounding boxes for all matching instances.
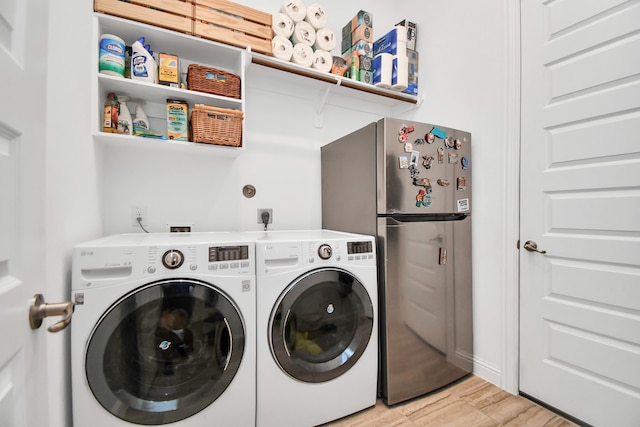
[257,208,273,224]
[132,206,148,226]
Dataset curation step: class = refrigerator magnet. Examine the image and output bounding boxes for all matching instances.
[413,177,432,193]
[455,139,462,149]
[437,178,450,186]
[438,147,444,163]
[457,177,466,191]
[399,155,409,168]
[409,164,419,178]
[398,132,408,143]
[445,136,455,148]
[461,156,469,170]
[414,138,426,145]
[448,153,458,164]
[422,155,434,169]
[426,132,435,144]
[410,150,420,166]
[457,198,470,212]
[431,126,447,139]
[416,189,432,207]
[404,142,413,152]
[399,124,415,135]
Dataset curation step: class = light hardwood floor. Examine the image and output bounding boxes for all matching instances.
[323,375,579,426]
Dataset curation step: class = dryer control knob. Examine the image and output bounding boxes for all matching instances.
[318,244,332,260]
[162,249,184,269]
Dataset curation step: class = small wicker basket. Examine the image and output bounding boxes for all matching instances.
[190,104,243,147]
[187,64,241,99]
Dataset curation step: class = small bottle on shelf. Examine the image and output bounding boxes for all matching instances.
[102,92,119,133]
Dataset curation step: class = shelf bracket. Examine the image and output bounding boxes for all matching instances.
[314,79,341,128]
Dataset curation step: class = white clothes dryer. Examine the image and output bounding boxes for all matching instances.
[255,230,378,427]
[71,233,256,426]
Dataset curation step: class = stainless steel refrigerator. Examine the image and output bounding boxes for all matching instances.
[321,117,473,405]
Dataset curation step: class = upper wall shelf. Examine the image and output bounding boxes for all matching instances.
[250,53,419,105]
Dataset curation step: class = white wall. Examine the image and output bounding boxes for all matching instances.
[45,1,512,425]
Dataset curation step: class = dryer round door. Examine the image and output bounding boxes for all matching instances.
[269,267,374,383]
[85,278,245,425]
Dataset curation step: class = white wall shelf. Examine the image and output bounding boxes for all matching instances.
[93,132,244,156]
[94,12,421,149]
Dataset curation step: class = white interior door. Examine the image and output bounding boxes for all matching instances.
[519,1,640,426]
[0,1,51,425]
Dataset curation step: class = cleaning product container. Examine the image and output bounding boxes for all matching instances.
[99,34,126,77]
[117,96,133,135]
[131,37,157,83]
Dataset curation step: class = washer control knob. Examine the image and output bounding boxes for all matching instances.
[318,244,332,260]
[147,266,156,274]
[162,249,184,269]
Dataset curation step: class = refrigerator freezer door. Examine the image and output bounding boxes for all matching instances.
[379,215,473,405]
[380,118,472,215]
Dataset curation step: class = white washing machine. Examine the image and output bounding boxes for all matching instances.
[255,230,378,427]
[71,233,256,426]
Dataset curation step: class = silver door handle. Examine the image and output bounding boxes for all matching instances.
[523,240,547,255]
[29,294,74,333]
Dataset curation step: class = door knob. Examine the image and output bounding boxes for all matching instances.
[29,294,74,333]
[523,240,547,255]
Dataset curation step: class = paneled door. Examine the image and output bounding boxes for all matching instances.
[0,1,52,425]
[519,1,640,426]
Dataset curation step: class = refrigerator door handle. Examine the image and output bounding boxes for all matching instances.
[439,247,447,265]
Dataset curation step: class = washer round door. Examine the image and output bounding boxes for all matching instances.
[270,268,374,383]
[85,278,245,425]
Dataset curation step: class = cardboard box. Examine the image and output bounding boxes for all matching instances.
[343,41,373,58]
[341,25,373,54]
[158,53,180,87]
[373,27,406,57]
[396,19,417,50]
[342,10,373,38]
[359,55,373,72]
[403,49,419,96]
[358,70,373,85]
[167,99,189,141]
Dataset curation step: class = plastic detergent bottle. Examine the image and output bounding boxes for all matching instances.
[132,101,150,134]
[117,96,132,135]
[131,37,157,83]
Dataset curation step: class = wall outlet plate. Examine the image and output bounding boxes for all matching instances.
[257,208,272,224]
[132,205,147,226]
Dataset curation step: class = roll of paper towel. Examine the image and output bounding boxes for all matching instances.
[292,43,314,67]
[312,49,332,73]
[392,55,409,91]
[272,35,294,61]
[291,21,316,46]
[281,0,306,23]
[373,53,393,89]
[305,4,328,30]
[314,28,336,52]
[272,12,294,38]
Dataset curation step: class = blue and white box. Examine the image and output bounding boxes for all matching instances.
[373,27,407,57]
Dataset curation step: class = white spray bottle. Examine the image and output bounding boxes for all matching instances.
[117,96,132,135]
[132,100,150,134]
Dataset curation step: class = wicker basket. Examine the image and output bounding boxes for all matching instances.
[187,64,241,99]
[190,104,243,147]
